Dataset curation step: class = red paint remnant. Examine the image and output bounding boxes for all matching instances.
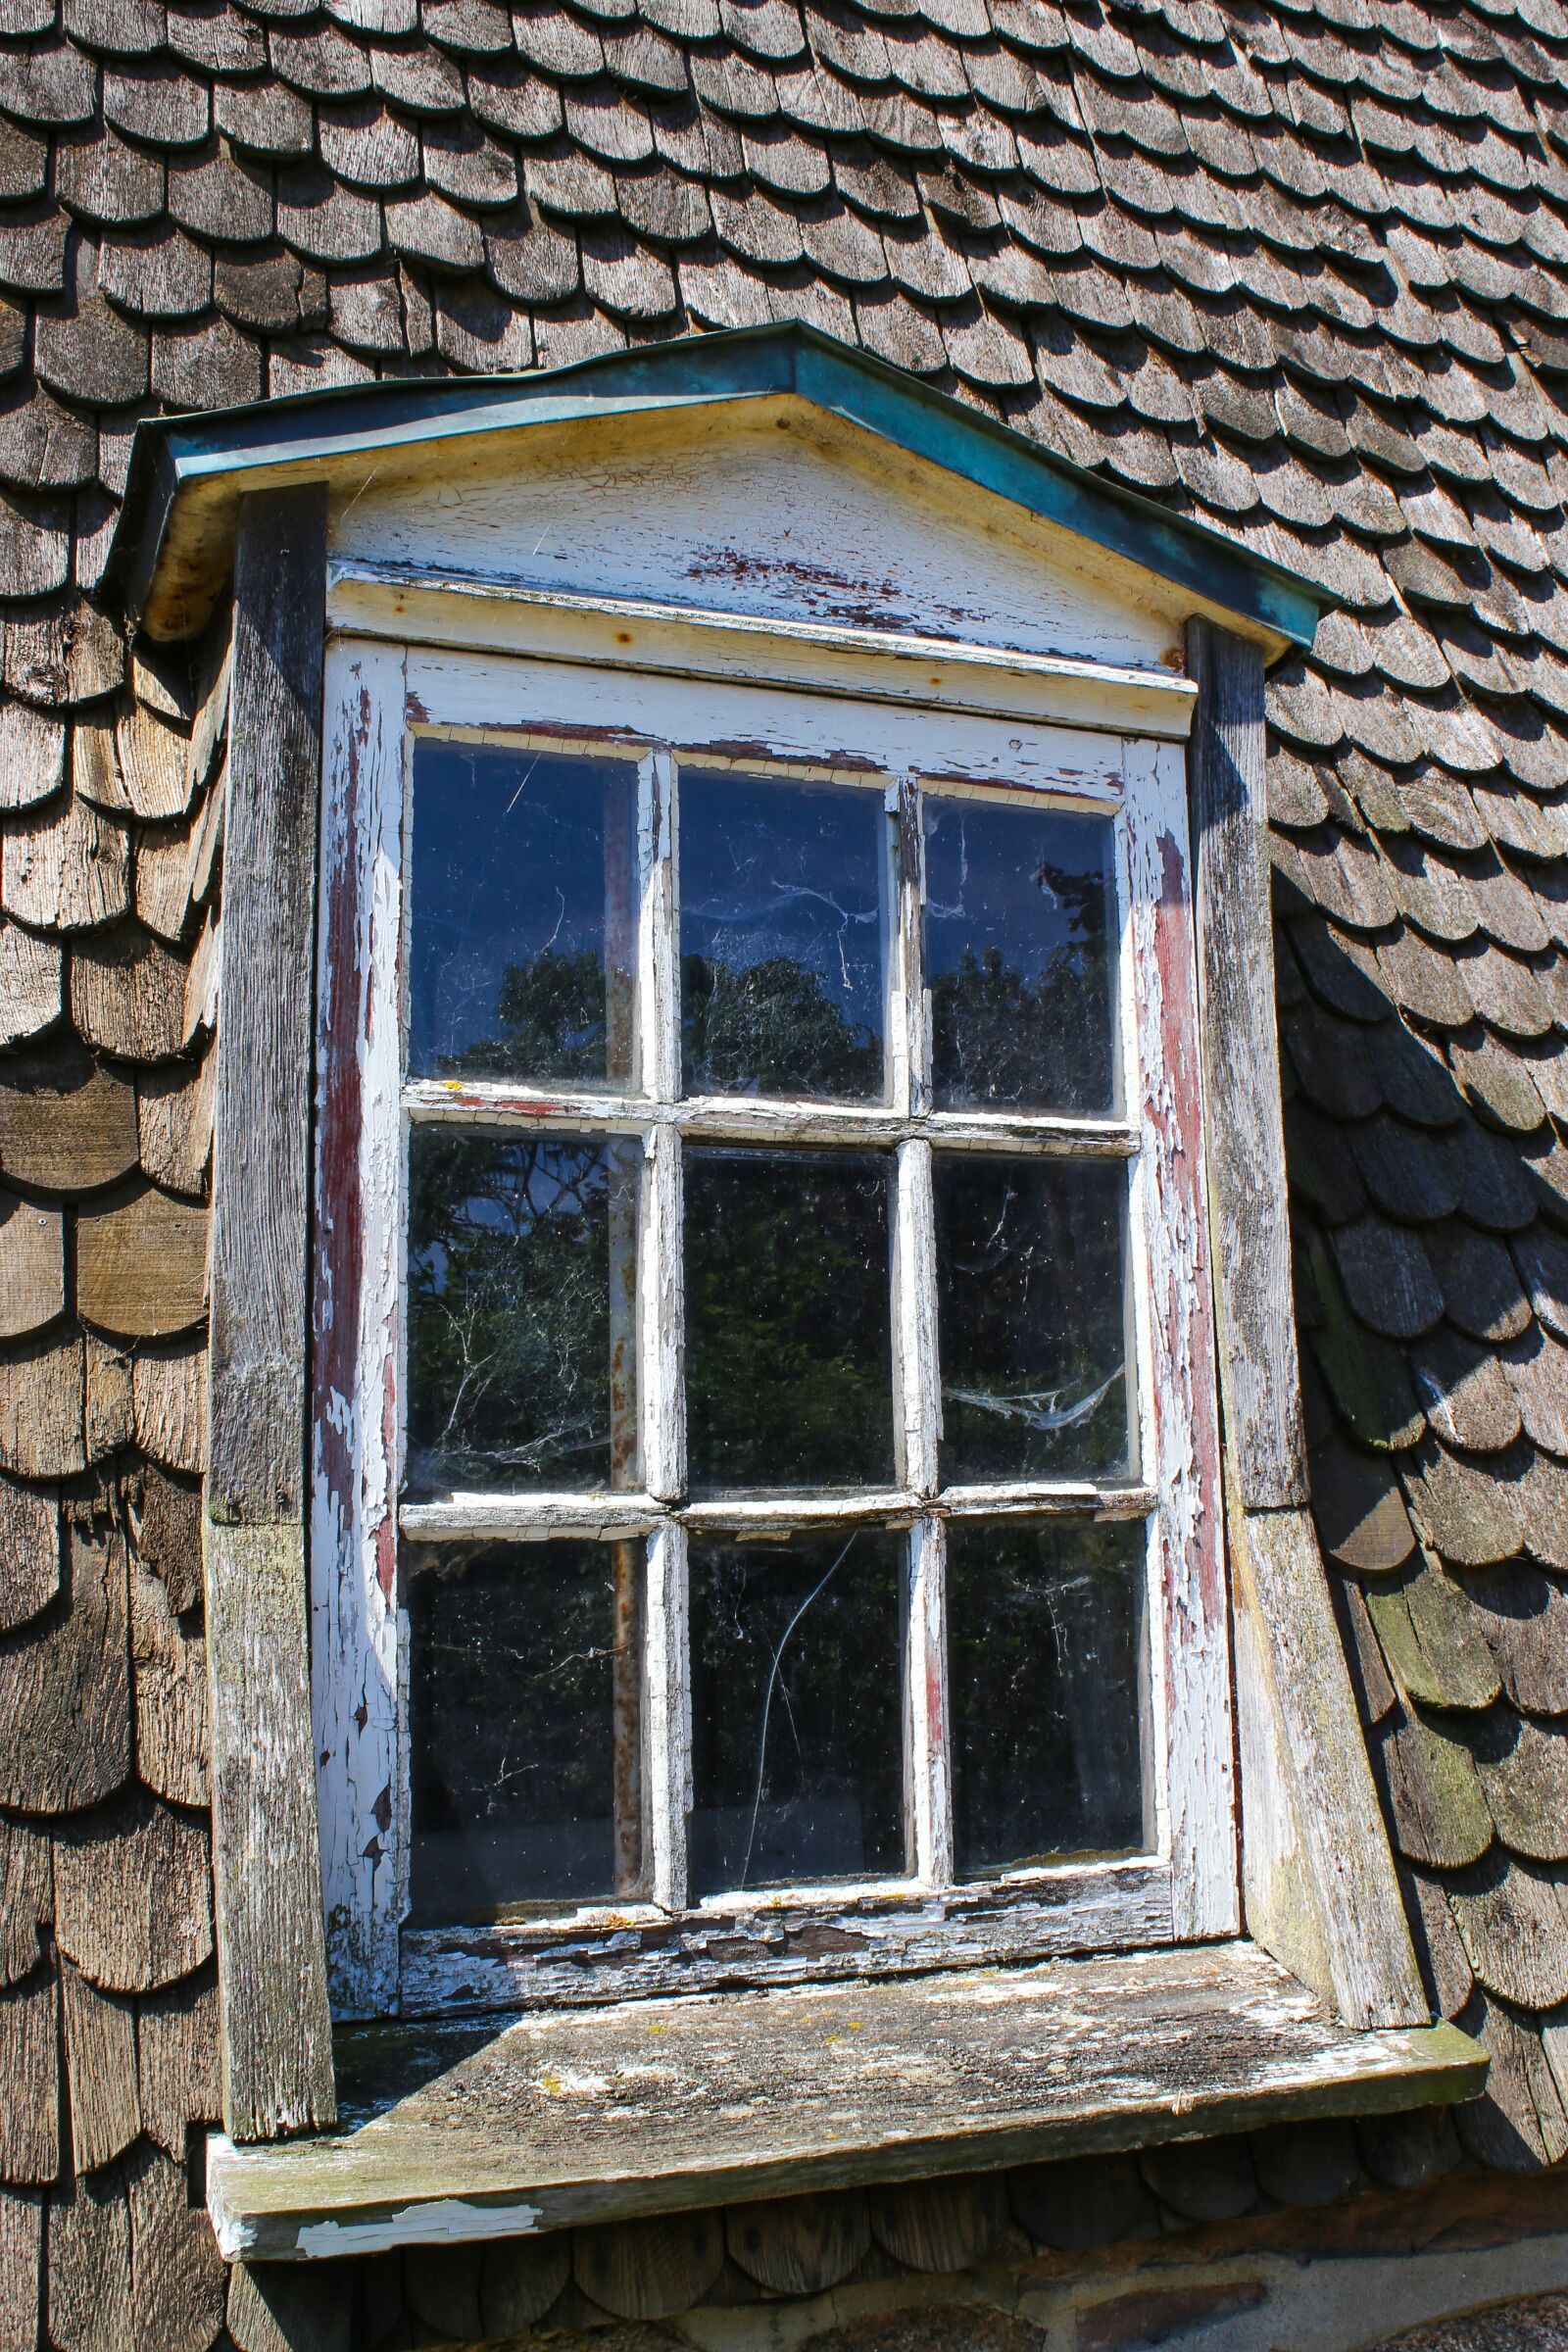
[313,691,368,1524]
[405,690,430,723]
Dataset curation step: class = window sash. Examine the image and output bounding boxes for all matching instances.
[312,633,1235,2021]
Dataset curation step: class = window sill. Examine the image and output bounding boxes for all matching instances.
[206,1939,1485,2263]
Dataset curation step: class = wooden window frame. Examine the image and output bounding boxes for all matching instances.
[201,484,1427,2160]
[310,619,1235,2024]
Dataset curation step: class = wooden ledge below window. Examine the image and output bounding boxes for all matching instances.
[207,1939,1485,2263]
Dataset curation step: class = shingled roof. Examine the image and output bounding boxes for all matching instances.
[7,0,1568,2342]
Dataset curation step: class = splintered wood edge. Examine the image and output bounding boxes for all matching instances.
[206,2013,1486,2261]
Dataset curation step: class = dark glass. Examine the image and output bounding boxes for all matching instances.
[684,1148,894,1494]
[689,1528,905,1894]
[407,1539,643,1920]
[409,740,638,1086]
[925,796,1116,1113]
[948,1517,1148,1875]
[406,1130,637,1495]
[935,1154,1132,1484]
[680,768,886,1101]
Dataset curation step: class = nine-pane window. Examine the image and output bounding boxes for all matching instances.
[401,733,1149,1922]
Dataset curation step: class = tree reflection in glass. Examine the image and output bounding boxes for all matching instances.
[684,1148,894,1494]
[948,1518,1148,1875]
[409,741,638,1087]
[935,1154,1132,1484]
[925,795,1116,1114]
[680,768,886,1101]
[406,1130,637,1496]
[407,1539,642,1920]
[689,1529,904,1893]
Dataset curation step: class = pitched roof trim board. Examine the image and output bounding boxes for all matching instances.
[110,321,1332,654]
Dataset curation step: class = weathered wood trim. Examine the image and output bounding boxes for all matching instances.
[1122,739,1236,1941]
[405,645,1132,805]
[204,486,336,2138]
[118,324,1327,655]
[1186,622,1305,1509]
[399,1857,1173,2014]
[311,637,409,2022]
[403,1084,1140,1156]
[1186,618,1425,2030]
[328,566,1200,741]
[204,1940,1482,2263]
[209,487,329,1527]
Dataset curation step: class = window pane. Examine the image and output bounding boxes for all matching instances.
[935,1154,1132,1484]
[407,1539,643,1920]
[685,1148,894,1493]
[680,768,886,1101]
[689,1528,905,1894]
[925,796,1116,1114]
[948,1517,1148,1876]
[406,1131,637,1495]
[409,741,638,1088]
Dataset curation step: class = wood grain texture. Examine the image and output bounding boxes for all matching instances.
[132,1339,207,1474]
[1187,618,1306,1508]
[84,1333,134,1463]
[46,2163,132,2352]
[0,1043,137,1193]
[0,1332,84,1478]
[131,1465,203,1615]
[70,919,187,1061]
[137,1054,216,1199]
[227,2258,351,2352]
[1,787,128,931]
[0,1472,58,1632]
[138,1967,221,2160]
[574,2210,724,2318]
[0,1194,63,1340]
[0,2189,42,2352]
[60,1954,140,2173]
[76,1182,208,1340]
[204,1521,336,2136]
[0,916,62,1049]
[868,2172,1006,2271]
[0,700,64,808]
[127,2139,227,2352]
[206,1943,1485,2263]
[0,1968,58,2185]
[0,1814,49,1989]
[0,1515,127,1812]
[1229,1502,1428,2031]
[208,483,326,1527]
[726,2189,869,2294]
[131,1553,209,1807]
[53,1784,213,1994]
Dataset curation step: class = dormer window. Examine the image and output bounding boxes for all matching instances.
[111,326,1479,2263]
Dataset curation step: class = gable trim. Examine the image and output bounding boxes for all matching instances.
[112,323,1329,656]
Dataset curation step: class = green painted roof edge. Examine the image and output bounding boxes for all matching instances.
[110,319,1331,648]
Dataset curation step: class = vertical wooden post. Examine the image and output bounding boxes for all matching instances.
[1188,617,1424,2031]
[205,484,338,2137]
[1186,622,1306,1510]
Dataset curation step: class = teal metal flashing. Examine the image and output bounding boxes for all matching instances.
[111,321,1330,649]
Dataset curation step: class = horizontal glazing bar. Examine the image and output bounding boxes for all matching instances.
[402,1083,1139,1156]
[400,1484,1157,1544]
